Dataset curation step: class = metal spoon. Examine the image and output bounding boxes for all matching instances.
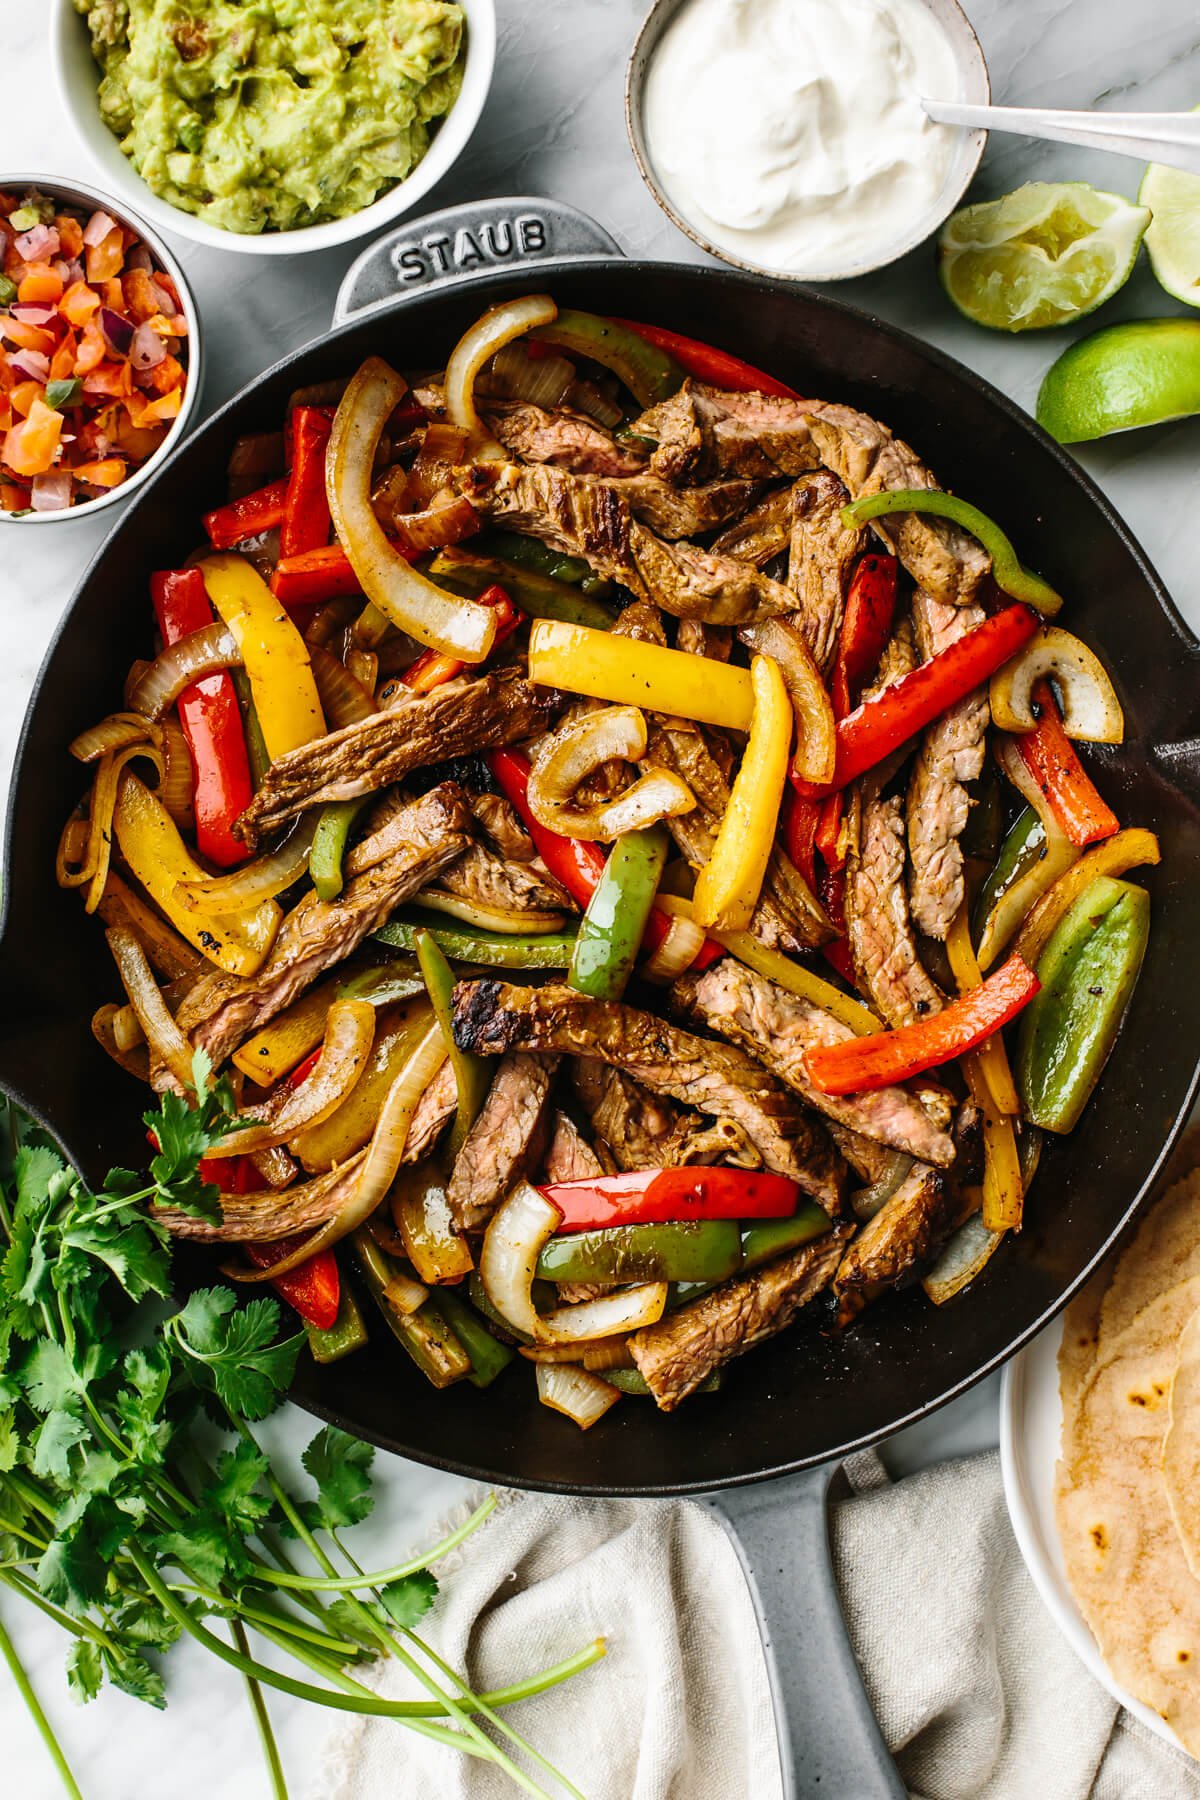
[922,100,1200,174]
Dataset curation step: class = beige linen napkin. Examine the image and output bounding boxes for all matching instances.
[312,1451,1200,1800]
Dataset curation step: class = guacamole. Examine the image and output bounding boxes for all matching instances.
[73,0,466,234]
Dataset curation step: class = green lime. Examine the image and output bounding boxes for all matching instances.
[1139,153,1200,307]
[1036,318,1200,442]
[938,181,1150,332]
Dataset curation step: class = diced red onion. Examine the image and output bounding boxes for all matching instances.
[10,349,50,382]
[61,258,84,287]
[83,210,117,248]
[100,307,134,356]
[130,321,167,371]
[11,302,57,326]
[14,223,60,262]
[126,242,153,272]
[31,472,72,512]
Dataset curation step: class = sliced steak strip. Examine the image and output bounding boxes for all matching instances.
[629,1227,850,1410]
[483,400,648,477]
[833,1162,956,1324]
[906,590,989,941]
[236,671,559,847]
[570,1059,760,1172]
[179,785,472,1067]
[613,473,763,540]
[628,523,795,624]
[452,981,845,1209]
[446,1052,558,1232]
[633,381,822,485]
[786,469,866,672]
[470,792,535,862]
[710,484,795,566]
[803,404,990,607]
[844,790,944,1029]
[431,841,572,917]
[541,1112,613,1302]
[403,1058,457,1165]
[673,960,955,1167]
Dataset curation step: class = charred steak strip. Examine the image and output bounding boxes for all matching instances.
[452,981,845,1209]
[673,960,955,1167]
[180,785,471,1066]
[483,400,648,477]
[833,1162,956,1325]
[786,469,866,672]
[710,484,795,566]
[446,1052,558,1231]
[236,671,559,847]
[906,590,989,941]
[571,1059,760,1173]
[633,381,822,485]
[404,1058,457,1165]
[431,841,572,917]
[844,790,944,1029]
[629,1228,850,1410]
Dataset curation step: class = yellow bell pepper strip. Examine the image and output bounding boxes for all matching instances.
[112,770,280,976]
[527,618,753,731]
[962,1052,1025,1233]
[946,902,1021,1116]
[692,655,792,931]
[197,553,325,761]
[840,490,1064,615]
[1011,826,1160,972]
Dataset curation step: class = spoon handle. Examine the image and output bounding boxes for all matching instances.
[922,100,1200,175]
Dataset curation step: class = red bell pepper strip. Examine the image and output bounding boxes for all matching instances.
[487,748,723,971]
[197,1154,254,1193]
[1013,680,1120,848]
[783,789,819,891]
[611,319,805,399]
[243,1235,341,1330]
[817,864,857,984]
[815,795,844,871]
[203,476,289,551]
[804,953,1040,1095]
[150,568,254,868]
[403,585,524,694]
[271,542,363,605]
[541,1165,801,1231]
[793,603,1041,799]
[280,406,334,558]
[831,554,898,720]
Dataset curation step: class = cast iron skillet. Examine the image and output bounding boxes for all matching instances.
[2,250,1199,1506]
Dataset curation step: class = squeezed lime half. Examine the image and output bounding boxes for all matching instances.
[1140,151,1200,307]
[938,181,1150,332]
[1036,318,1200,442]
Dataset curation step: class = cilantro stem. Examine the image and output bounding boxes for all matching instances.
[0,1516,48,1552]
[0,1596,84,1800]
[248,1494,497,1592]
[233,1619,289,1800]
[175,1583,365,1659]
[0,1573,113,1648]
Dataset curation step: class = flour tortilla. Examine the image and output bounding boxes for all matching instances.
[1056,1282,1200,1755]
[1099,1169,1200,1346]
[1163,1308,1200,1585]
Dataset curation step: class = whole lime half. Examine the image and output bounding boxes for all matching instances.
[1036,317,1200,442]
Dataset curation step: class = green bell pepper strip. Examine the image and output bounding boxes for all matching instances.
[840,490,1064,616]
[415,928,492,1156]
[1016,878,1150,1134]
[231,667,271,789]
[973,807,1043,935]
[960,768,1004,866]
[351,1231,472,1388]
[603,1367,723,1396]
[428,548,616,630]
[475,529,611,597]
[535,310,686,409]
[336,957,425,1006]
[567,826,669,1001]
[304,1284,369,1364]
[536,1220,742,1286]
[425,1288,515,1389]
[310,796,371,902]
[374,910,578,969]
[739,1206,831,1270]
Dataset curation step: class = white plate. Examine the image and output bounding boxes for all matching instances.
[1000,1321,1185,1753]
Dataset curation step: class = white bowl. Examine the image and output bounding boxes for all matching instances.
[0,171,202,526]
[51,0,496,257]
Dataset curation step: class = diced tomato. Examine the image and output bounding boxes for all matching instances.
[72,458,126,488]
[1,313,55,355]
[2,396,62,476]
[85,227,124,284]
[48,331,77,383]
[60,280,101,328]
[56,215,83,259]
[9,380,42,419]
[18,264,63,305]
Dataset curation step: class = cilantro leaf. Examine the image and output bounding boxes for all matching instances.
[300,1426,375,1532]
[38,1527,109,1615]
[206,1439,273,1536]
[111,1592,182,1654]
[143,1052,245,1224]
[156,1515,250,1589]
[66,1639,105,1705]
[104,1642,166,1709]
[0,1407,19,1473]
[378,1569,438,1630]
[169,1288,303,1422]
[32,1405,90,1482]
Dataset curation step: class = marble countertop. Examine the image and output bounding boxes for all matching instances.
[3,0,1199,1793]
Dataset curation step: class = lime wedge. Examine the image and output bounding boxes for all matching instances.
[1036,318,1200,442]
[938,182,1150,332]
[1140,152,1200,307]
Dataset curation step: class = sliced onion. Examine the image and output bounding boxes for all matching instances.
[922,1210,1005,1305]
[519,1343,594,1363]
[535,1363,621,1429]
[485,342,575,410]
[567,378,624,430]
[980,737,1079,969]
[176,815,319,916]
[111,973,196,1053]
[92,1002,150,1081]
[131,321,167,372]
[81,739,165,915]
[127,622,241,719]
[412,889,566,934]
[404,422,470,509]
[990,626,1123,744]
[56,812,91,888]
[205,1000,376,1157]
[345,647,378,694]
[15,222,60,260]
[371,463,409,529]
[444,294,559,450]
[641,910,706,984]
[537,1282,668,1344]
[327,357,499,662]
[10,349,50,383]
[226,1021,447,1280]
[742,619,836,786]
[96,870,205,982]
[100,307,134,357]
[69,712,162,764]
[83,209,117,247]
[480,1180,564,1339]
[12,301,59,327]
[582,1339,635,1372]
[395,493,480,553]
[308,642,377,728]
[851,1152,914,1222]
[106,924,198,1091]
[384,1269,429,1316]
[527,705,695,841]
[31,472,72,512]
[250,1145,298,1190]
[158,717,195,830]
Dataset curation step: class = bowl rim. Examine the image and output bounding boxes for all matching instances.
[624,0,991,284]
[0,169,202,525]
[50,0,498,258]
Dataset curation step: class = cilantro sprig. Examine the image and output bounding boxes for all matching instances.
[0,1070,602,1800]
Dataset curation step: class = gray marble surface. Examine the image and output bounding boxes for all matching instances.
[2,0,1198,1793]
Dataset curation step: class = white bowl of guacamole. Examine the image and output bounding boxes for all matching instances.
[52,0,496,254]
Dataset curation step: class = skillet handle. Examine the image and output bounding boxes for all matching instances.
[333,196,623,325]
[704,1464,905,1800]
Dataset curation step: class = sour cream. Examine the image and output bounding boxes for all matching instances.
[642,0,963,277]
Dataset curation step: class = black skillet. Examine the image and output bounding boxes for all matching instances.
[2,200,1198,1798]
